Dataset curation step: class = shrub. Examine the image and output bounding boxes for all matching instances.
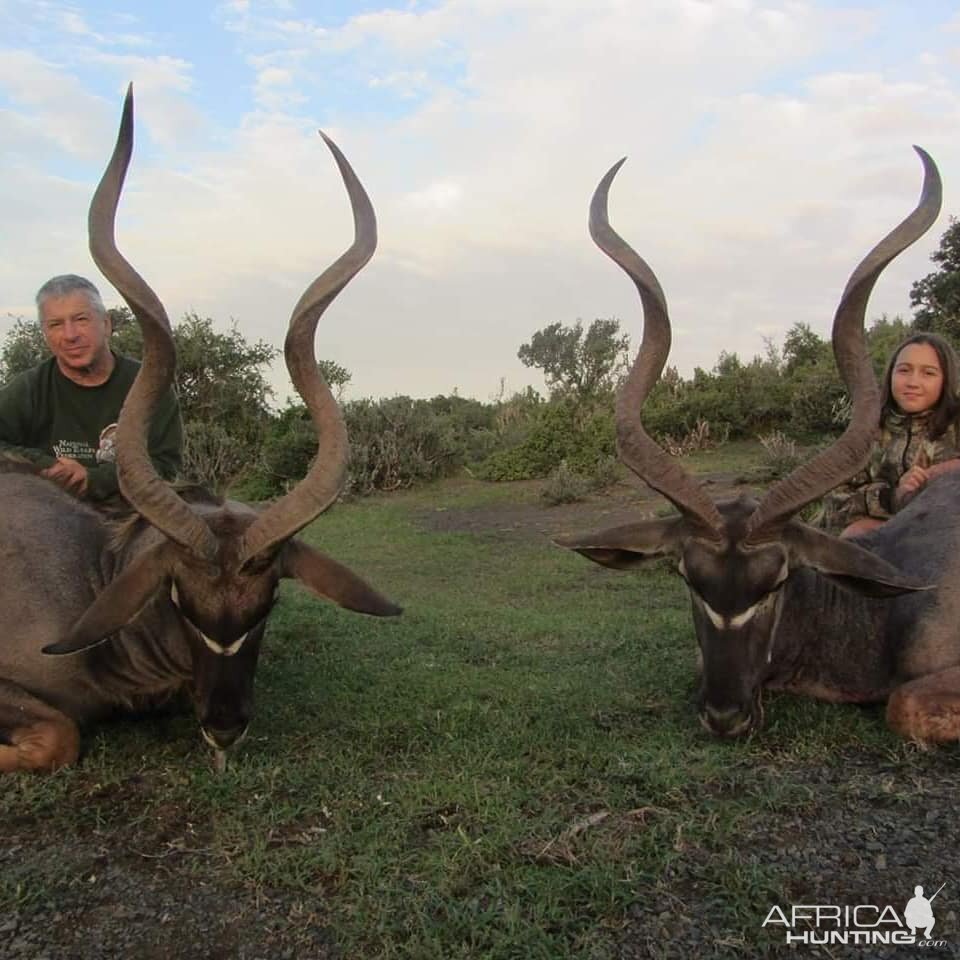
[257,409,318,493]
[344,397,466,495]
[757,430,804,480]
[662,419,725,457]
[540,460,593,505]
[589,454,621,490]
[540,455,621,506]
[788,364,846,438]
[477,400,615,481]
[181,420,257,495]
[252,396,483,498]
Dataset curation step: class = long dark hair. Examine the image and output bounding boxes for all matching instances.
[880,332,960,439]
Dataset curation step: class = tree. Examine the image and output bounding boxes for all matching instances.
[0,316,47,383]
[170,313,275,433]
[911,216,960,344]
[107,306,145,359]
[865,314,912,375]
[318,359,352,400]
[782,322,829,373]
[517,317,629,403]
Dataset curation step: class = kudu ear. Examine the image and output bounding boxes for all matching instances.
[554,517,689,570]
[43,542,173,655]
[280,539,402,616]
[782,522,932,597]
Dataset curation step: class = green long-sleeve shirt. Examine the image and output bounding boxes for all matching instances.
[0,354,182,501]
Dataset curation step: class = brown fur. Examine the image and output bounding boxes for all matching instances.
[104,484,225,556]
[0,456,43,474]
[0,719,80,773]
[900,544,960,681]
[886,667,960,743]
[0,681,81,773]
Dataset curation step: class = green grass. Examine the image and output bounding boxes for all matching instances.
[679,439,767,476]
[3,454,959,958]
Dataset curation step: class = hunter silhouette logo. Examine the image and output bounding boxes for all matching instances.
[762,883,949,948]
[905,883,945,939]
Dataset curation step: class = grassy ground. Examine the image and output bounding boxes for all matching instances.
[3,448,959,958]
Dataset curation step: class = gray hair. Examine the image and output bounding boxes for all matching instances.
[35,275,107,323]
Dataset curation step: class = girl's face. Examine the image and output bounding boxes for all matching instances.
[891,342,944,415]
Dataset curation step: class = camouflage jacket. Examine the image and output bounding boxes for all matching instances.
[819,411,960,531]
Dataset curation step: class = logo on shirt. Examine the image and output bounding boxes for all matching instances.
[96,423,118,464]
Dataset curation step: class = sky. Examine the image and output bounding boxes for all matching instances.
[2,1,959,405]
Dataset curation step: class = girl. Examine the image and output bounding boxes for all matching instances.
[826,332,960,537]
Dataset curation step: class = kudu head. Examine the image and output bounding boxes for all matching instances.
[44,85,401,753]
[558,148,942,737]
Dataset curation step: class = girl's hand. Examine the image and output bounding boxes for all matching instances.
[895,464,929,507]
[925,458,960,481]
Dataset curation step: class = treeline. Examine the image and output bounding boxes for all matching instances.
[2,217,956,500]
[0,308,930,500]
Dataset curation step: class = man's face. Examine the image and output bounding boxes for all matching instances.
[40,291,112,377]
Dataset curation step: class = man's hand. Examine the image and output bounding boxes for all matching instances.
[41,457,89,496]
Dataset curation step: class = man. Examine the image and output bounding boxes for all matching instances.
[0,275,182,500]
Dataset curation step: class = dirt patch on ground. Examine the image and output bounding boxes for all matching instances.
[7,752,957,960]
[2,767,339,960]
[418,473,761,543]
[2,839,338,960]
[615,754,960,959]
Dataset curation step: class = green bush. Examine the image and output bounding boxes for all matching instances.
[788,364,847,438]
[251,395,491,497]
[344,396,465,495]
[757,430,805,481]
[256,407,319,493]
[540,460,592,505]
[477,400,615,481]
[589,454,621,490]
[540,454,621,506]
[181,419,256,494]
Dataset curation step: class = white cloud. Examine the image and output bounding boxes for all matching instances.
[251,63,309,110]
[368,69,430,98]
[82,52,193,93]
[2,1,959,403]
[257,66,292,87]
[0,51,116,159]
[400,179,463,215]
[58,9,100,40]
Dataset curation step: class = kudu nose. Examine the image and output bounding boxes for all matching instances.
[201,723,248,751]
[700,703,754,738]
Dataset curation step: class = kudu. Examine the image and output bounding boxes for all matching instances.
[0,87,400,774]
[558,148,960,743]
